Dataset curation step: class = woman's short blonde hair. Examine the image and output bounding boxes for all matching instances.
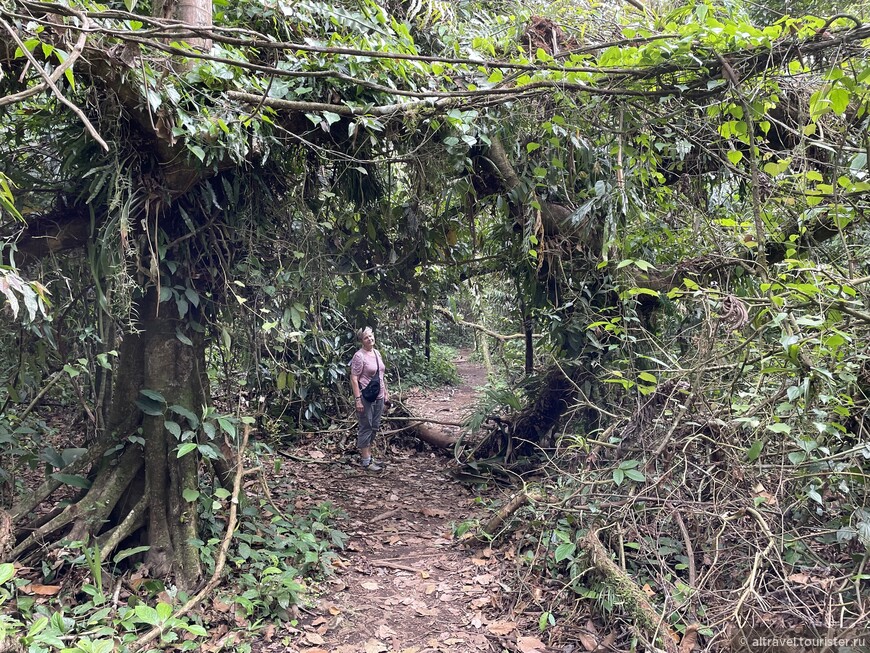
[356,326,374,342]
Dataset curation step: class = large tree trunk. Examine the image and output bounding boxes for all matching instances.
[155,0,213,50]
[8,0,217,586]
[136,289,206,584]
[11,289,208,589]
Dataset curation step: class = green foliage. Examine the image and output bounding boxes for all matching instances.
[0,413,65,497]
[465,382,523,433]
[0,173,22,222]
[387,341,460,388]
[0,499,347,651]
[1,557,208,652]
[222,501,347,621]
[2,0,870,644]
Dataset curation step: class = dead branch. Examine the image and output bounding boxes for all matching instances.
[0,509,12,560]
[482,490,540,536]
[370,509,401,523]
[582,527,680,653]
[0,13,105,149]
[409,422,456,449]
[383,416,465,428]
[433,306,528,342]
[672,511,697,588]
[384,401,460,449]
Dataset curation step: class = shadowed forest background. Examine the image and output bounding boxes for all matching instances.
[0,0,869,650]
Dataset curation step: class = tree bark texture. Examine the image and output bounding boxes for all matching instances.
[136,289,206,585]
[154,0,212,50]
[411,422,455,449]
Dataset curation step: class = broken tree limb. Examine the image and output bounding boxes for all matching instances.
[383,402,460,449]
[582,528,679,653]
[482,490,542,536]
[370,509,401,523]
[383,416,464,428]
[379,417,455,448]
[409,422,456,449]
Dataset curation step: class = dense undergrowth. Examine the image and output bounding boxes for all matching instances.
[453,271,870,649]
[1,486,348,653]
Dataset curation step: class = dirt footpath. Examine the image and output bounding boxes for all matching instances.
[252,351,551,653]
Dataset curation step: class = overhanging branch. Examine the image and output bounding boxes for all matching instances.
[433,306,534,342]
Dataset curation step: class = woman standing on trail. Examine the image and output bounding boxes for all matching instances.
[350,326,390,471]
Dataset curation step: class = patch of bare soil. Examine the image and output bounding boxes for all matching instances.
[253,351,551,653]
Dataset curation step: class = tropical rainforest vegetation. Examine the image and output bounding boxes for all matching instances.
[0,0,868,650]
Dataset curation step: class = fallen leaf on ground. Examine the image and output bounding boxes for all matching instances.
[303,632,325,645]
[364,639,388,653]
[212,598,232,612]
[679,623,700,653]
[578,619,598,651]
[376,625,397,638]
[487,621,517,636]
[360,581,380,590]
[308,450,325,459]
[21,584,62,596]
[517,635,547,653]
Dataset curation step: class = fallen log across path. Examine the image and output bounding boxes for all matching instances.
[381,403,463,450]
